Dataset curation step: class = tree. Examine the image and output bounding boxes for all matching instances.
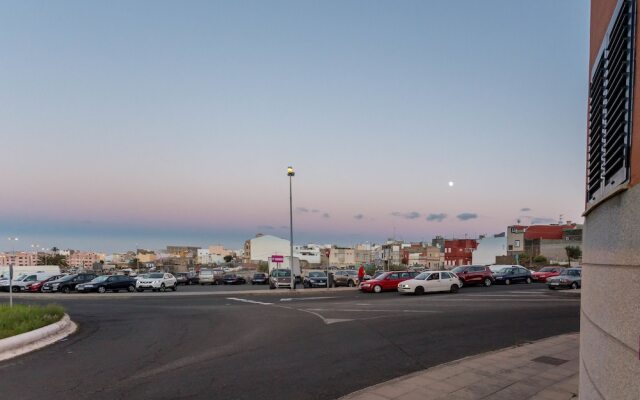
[533,255,548,264]
[257,261,269,273]
[128,258,139,268]
[223,255,233,263]
[565,246,582,264]
[51,246,59,253]
[38,254,68,267]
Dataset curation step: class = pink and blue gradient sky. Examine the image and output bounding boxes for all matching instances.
[1,0,589,252]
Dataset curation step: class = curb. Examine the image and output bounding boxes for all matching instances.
[0,314,77,362]
[339,332,580,399]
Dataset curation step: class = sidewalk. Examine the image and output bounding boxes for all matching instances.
[341,333,579,400]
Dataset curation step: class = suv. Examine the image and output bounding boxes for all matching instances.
[332,270,359,287]
[451,265,494,287]
[42,273,97,293]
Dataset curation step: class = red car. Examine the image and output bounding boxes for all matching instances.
[450,265,494,287]
[532,267,565,283]
[359,271,419,293]
[24,274,66,293]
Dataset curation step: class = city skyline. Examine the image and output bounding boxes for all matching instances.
[1,1,590,252]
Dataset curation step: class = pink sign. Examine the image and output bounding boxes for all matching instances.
[271,255,284,263]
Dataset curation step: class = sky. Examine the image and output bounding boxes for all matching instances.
[1,0,590,253]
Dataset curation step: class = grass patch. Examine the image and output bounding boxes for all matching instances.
[0,304,65,339]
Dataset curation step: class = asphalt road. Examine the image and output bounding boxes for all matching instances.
[0,284,579,400]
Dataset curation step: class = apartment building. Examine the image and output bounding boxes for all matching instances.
[444,239,477,267]
[0,252,38,266]
[243,234,290,263]
[197,249,225,265]
[329,246,355,268]
[68,252,104,269]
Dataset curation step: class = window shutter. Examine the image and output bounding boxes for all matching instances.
[587,0,636,206]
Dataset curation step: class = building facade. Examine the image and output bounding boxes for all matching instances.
[444,239,477,267]
[582,1,640,398]
[472,234,507,265]
[0,252,38,266]
[244,234,290,263]
[329,247,355,268]
[68,252,104,269]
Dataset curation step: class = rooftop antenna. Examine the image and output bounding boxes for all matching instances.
[559,214,564,224]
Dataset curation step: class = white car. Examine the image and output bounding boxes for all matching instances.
[397,271,461,295]
[136,272,177,292]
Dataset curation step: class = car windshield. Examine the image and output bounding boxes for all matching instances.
[309,272,326,278]
[273,270,291,277]
[373,271,385,278]
[200,271,213,276]
[60,275,77,281]
[254,273,265,278]
[346,271,357,276]
[561,269,581,276]
[148,273,164,278]
[539,267,555,272]
[91,276,109,283]
[451,267,466,273]
[415,272,429,280]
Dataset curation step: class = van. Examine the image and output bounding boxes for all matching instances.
[0,272,54,292]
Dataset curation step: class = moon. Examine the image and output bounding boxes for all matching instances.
[448,181,455,187]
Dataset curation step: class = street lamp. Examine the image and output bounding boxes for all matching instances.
[31,244,39,265]
[287,166,295,290]
[7,237,18,307]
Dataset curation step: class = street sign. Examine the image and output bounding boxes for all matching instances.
[272,255,284,263]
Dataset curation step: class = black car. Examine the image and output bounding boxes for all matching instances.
[251,273,269,285]
[492,266,532,285]
[303,271,328,288]
[175,272,199,285]
[76,275,137,293]
[222,274,246,285]
[42,273,97,293]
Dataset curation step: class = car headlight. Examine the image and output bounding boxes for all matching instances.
[402,284,409,288]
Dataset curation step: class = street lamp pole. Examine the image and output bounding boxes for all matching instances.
[287,166,295,290]
[7,237,18,307]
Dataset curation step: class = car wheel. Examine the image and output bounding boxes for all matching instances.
[570,282,578,290]
[11,286,20,293]
[172,284,177,291]
[526,277,532,284]
[373,285,382,293]
[347,280,355,287]
[62,286,71,294]
[414,286,424,295]
[450,284,459,293]
[505,279,511,285]
[98,286,106,294]
[113,290,119,293]
[128,285,135,292]
[160,284,166,292]
[484,278,492,287]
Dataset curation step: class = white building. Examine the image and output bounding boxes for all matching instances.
[294,244,322,265]
[197,249,225,265]
[472,234,507,265]
[244,234,291,263]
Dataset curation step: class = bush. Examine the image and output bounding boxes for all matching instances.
[533,255,548,263]
[0,304,64,339]
[257,261,269,273]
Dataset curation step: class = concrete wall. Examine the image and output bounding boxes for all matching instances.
[581,184,640,400]
[249,235,290,263]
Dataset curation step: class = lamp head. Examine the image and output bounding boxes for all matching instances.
[287,166,295,177]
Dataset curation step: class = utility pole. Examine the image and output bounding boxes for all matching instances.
[7,237,18,307]
[287,166,295,290]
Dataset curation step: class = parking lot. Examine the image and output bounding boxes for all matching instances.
[0,284,579,400]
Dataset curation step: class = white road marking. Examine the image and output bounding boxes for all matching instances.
[226,297,273,305]
[295,308,353,325]
[303,308,441,313]
[279,297,337,302]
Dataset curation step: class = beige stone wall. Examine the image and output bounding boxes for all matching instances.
[581,184,640,400]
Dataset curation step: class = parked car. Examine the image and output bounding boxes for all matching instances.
[0,272,56,292]
[451,265,494,287]
[398,271,461,294]
[24,274,66,293]
[77,275,138,293]
[251,273,269,285]
[532,267,566,283]
[303,271,328,288]
[547,268,582,290]
[199,269,223,285]
[136,272,178,292]
[492,266,532,285]
[269,269,293,289]
[360,271,420,293]
[175,272,199,285]
[42,273,98,293]
[332,270,360,287]
[222,274,246,285]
